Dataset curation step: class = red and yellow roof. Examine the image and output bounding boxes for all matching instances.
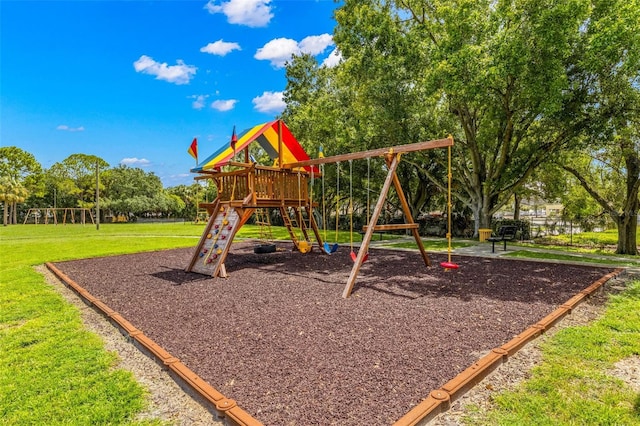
[192,120,317,173]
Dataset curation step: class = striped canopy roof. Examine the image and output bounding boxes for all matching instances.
[191,120,317,173]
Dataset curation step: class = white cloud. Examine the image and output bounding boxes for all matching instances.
[56,125,85,132]
[120,157,151,167]
[299,34,334,55]
[133,55,197,85]
[204,0,273,27]
[252,91,285,113]
[322,48,342,68]
[200,39,241,56]
[254,34,334,68]
[211,99,238,111]
[254,38,299,68]
[190,95,209,110]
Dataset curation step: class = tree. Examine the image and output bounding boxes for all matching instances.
[167,182,215,220]
[557,0,640,254]
[0,147,43,225]
[100,165,167,219]
[47,154,109,209]
[561,132,639,254]
[282,52,447,221]
[331,0,602,235]
[0,176,28,226]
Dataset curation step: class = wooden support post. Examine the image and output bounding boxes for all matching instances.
[278,120,283,168]
[305,205,327,252]
[389,158,431,267]
[342,154,400,298]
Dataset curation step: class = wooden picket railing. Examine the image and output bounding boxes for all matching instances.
[215,166,308,205]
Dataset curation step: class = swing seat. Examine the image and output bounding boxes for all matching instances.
[350,250,369,262]
[324,242,339,254]
[440,261,459,270]
[297,240,312,254]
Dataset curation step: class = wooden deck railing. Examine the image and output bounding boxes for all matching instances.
[215,167,308,204]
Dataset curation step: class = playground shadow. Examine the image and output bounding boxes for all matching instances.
[349,250,611,303]
[220,244,613,305]
[150,266,210,286]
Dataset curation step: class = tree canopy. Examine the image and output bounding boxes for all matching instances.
[282,0,640,250]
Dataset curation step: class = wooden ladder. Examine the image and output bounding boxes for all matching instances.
[280,206,302,247]
[255,208,273,241]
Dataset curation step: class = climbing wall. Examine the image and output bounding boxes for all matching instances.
[189,206,240,277]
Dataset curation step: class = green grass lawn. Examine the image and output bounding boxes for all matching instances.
[1,223,204,424]
[468,280,640,425]
[386,239,475,251]
[537,228,625,247]
[504,250,640,267]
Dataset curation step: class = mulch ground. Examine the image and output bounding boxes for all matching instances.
[52,242,615,425]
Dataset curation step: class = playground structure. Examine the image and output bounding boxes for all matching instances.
[186,119,454,298]
[23,208,95,225]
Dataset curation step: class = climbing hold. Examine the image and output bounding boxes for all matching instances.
[217,249,222,255]
[207,233,212,239]
[214,224,219,229]
[221,235,227,240]
[227,225,233,230]
[223,220,229,226]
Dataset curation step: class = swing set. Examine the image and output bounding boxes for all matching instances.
[186,119,455,298]
[319,157,373,262]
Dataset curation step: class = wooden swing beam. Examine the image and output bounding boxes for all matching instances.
[285,136,454,298]
[282,137,453,168]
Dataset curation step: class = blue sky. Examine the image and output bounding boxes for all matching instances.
[1,0,340,186]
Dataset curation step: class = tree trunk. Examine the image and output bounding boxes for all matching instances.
[471,203,480,237]
[470,196,493,236]
[479,206,492,230]
[514,194,521,220]
[12,202,17,224]
[3,200,7,226]
[615,212,638,255]
[616,144,640,255]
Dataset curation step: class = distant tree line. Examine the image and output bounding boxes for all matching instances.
[0,147,215,225]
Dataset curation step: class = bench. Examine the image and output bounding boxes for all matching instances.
[487,225,518,253]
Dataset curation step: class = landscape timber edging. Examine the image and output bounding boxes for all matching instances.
[45,260,624,426]
[393,267,624,426]
[45,262,263,426]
